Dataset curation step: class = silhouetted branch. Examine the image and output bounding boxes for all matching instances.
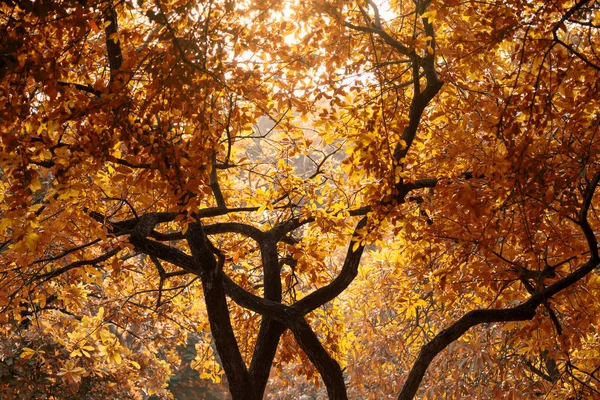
[398,173,600,399]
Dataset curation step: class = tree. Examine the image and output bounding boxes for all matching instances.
[1,0,600,398]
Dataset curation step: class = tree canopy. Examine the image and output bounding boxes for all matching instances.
[1,0,600,398]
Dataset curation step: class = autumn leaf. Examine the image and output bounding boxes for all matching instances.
[89,19,100,34]
[56,361,87,384]
[2,0,600,398]
[70,345,95,358]
[20,347,43,360]
[24,232,39,252]
[98,342,123,365]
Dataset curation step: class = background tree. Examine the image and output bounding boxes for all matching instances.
[1,0,600,399]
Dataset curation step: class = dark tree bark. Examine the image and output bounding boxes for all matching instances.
[185,223,256,400]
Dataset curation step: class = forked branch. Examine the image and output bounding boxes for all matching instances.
[397,172,600,400]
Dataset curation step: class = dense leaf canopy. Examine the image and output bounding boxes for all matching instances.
[1,0,600,398]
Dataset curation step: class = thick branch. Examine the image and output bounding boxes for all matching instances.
[221,275,300,325]
[398,173,600,399]
[108,156,152,169]
[104,1,123,79]
[399,245,599,398]
[395,9,442,162]
[88,210,178,235]
[291,318,348,399]
[204,222,264,242]
[185,223,254,399]
[398,301,539,399]
[128,236,196,272]
[250,320,286,397]
[392,67,442,161]
[578,172,600,261]
[209,152,226,209]
[249,238,284,396]
[294,217,368,314]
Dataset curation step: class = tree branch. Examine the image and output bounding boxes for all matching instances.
[104,1,123,81]
[249,238,285,396]
[578,172,600,261]
[291,318,348,399]
[185,222,254,399]
[57,81,101,96]
[37,247,120,282]
[294,217,368,314]
[128,236,196,272]
[398,172,600,399]
[209,152,226,209]
[34,239,102,264]
[204,222,264,242]
[221,275,299,325]
[552,0,600,71]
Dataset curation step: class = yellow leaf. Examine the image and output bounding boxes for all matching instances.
[24,232,39,251]
[515,346,530,355]
[80,345,94,357]
[29,177,42,192]
[57,361,87,384]
[421,10,437,22]
[40,149,52,160]
[57,188,79,200]
[20,347,36,359]
[17,54,27,67]
[38,295,46,308]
